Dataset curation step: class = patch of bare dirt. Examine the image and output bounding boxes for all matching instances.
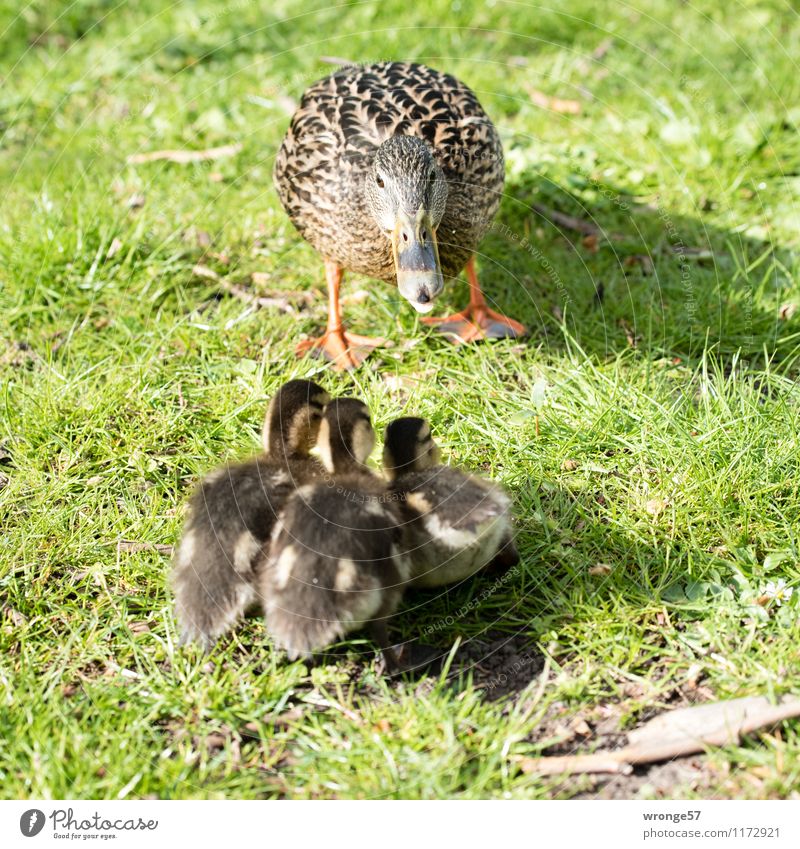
[580,756,724,799]
[453,630,544,699]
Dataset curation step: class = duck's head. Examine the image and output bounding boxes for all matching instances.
[317,397,376,474]
[262,379,331,458]
[382,417,442,481]
[364,136,448,314]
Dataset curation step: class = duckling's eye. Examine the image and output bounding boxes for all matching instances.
[376,175,385,189]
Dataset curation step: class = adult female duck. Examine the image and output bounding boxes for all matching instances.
[274,61,525,369]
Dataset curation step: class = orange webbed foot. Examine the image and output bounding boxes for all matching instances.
[422,306,526,345]
[421,256,527,345]
[295,327,385,371]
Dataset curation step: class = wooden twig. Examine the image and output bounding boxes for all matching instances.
[127,143,242,165]
[218,278,298,315]
[532,202,599,236]
[116,539,174,556]
[528,89,581,115]
[515,695,800,777]
[319,55,356,66]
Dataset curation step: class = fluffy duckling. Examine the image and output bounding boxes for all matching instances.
[383,417,518,588]
[172,379,330,648]
[262,398,412,668]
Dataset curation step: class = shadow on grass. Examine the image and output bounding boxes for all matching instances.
[446,171,800,371]
[393,476,701,703]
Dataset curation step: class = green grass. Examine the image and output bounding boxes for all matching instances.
[2,0,800,799]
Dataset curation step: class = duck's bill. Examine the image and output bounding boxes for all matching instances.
[392,217,443,313]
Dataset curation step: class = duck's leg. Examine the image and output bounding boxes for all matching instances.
[295,259,385,370]
[422,256,526,344]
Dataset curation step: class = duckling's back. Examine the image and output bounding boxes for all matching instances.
[263,478,409,659]
[392,466,517,588]
[173,456,323,647]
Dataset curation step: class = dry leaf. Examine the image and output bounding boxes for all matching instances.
[571,718,592,737]
[619,318,639,348]
[251,271,272,287]
[582,233,599,253]
[561,458,579,471]
[203,732,228,752]
[646,498,668,516]
[3,606,28,627]
[106,238,123,259]
[624,254,654,275]
[592,38,614,60]
[192,264,220,281]
[779,303,797,320]
[589,563,612,576]
[126,193,145,209]
[127,143,242,165]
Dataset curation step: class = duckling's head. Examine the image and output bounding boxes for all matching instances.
[317,397,375,474]
[262,379,331,459]
[382,417,442,480]
[364,135,448,314]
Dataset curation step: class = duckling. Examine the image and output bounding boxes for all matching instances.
[262,398,412,668]
[172,379,330,649]
[383,417,518,588]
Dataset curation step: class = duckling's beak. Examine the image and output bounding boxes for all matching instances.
[391,210,443,314]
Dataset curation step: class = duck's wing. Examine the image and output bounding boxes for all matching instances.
[273,62,504,274]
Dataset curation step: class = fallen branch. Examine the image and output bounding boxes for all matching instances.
[218,278,299,315]
[517,752,632,776]
[528,89,581,115]
[515,695,800,777]
[532,202,599,236]
[127,143,242,165]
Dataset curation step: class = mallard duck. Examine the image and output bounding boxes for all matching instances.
[383,417,518,588]
[274,61,526,369]
[262,397,412,669]
[172,379,330,648]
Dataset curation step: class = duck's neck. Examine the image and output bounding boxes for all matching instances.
[264,412,308,461]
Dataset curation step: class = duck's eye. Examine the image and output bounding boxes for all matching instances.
[376,176,385,189]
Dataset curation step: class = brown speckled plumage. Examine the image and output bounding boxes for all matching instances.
[274,61,505,282]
